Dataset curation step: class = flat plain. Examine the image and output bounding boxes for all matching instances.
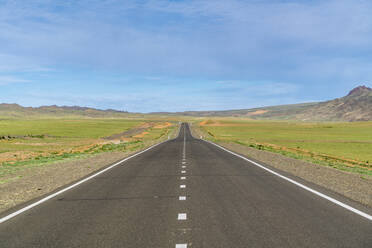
[0,118,176,183]
[198,119,372,175]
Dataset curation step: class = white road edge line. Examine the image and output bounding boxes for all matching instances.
[0,138,175,224]
[203,139,372,221]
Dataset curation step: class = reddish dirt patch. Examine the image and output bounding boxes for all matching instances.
[0,151,39,164]
[104,122,154,140]
[133,131,149,138]
[246,110,268,116]
[200,120,209,126]
[154,122,172,129]
[199,120,247,127]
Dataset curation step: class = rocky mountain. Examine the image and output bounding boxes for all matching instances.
[295,86,372,121]
[154,85,372,121]
[1,86,371,121]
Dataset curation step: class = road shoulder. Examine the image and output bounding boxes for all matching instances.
[190,123,372,208]
[0,124,181,215]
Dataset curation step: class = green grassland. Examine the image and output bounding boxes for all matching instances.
[0,118,177,182]
[0,119,142,155]
[199,119,372,175]
[0,119,142,138]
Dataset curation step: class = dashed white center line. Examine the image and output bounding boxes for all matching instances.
[178,213,187,220]
[182,126,186,160]
[176,244,187,248]
[176,125,189,248]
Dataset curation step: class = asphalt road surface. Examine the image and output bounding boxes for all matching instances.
[1,123,371,247]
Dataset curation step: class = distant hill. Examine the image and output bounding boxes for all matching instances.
[0,104,132,118]
[1,86,371,121]
[153,85,372,121]
[292,86,372,121]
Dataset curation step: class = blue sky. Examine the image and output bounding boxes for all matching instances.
[0,0,371,112]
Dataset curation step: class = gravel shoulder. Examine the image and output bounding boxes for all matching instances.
[190,123,372,207]
[0,151,132,214]
[0,125,180,215]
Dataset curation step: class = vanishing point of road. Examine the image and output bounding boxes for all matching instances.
[0,123,371,247]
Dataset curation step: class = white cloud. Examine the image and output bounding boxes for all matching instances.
[215,81,299,96]
[0,76,30,85]
[0,54,50,73]
[144,76,162,81]
[0,0,371,111]
[250,83,300,96]
[0,0,371,82]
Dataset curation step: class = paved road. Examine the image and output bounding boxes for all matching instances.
[1,123,371,247]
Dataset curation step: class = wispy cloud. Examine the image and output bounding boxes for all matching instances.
[213,81,299,96]
[0,76,30,85]
[247,83,300,96]
[0,54,50,73]
[1,0,371,79]
[0,0,371,111]
[144,76,162,81]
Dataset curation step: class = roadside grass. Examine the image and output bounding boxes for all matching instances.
[198,119,372,175]
[0,118,177,183]
[0,139,143,182]
[0,119,142,138]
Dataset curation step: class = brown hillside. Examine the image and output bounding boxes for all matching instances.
[0,104,130,118]
[152,85,372,121]
[296,86,372,121]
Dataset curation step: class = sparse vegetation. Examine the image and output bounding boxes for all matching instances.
[0,118,177,183]
[197,119,372,175]
[160,85,372,122]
